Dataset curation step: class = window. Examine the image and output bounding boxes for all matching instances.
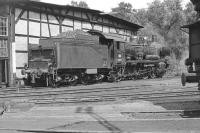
[0,17,8,36]
[0,39,8,57]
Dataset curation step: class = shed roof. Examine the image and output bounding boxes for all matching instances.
[0,0,143,30]
[88,30,126,42]
[181,21,200,28]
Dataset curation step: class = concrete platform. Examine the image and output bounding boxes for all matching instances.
[1,100,200,133]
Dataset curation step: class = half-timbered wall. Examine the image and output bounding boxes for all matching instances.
[14,6,138,78]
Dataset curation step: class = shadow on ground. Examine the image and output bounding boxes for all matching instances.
[156,100,200,118]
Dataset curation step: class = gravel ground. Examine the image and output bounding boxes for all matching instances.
[1,77,200,132]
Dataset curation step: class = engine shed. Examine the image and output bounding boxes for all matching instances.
[0,0,142,87]
[180,0,200,88]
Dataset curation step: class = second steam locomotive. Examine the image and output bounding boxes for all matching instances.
[22,30,168,87]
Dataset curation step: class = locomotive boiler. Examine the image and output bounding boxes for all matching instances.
[22,30,168,87]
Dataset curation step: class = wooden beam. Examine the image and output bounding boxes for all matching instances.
[16,50,28,53]
[59,17,64,33]
[85,13,91,21]
[46,14,51,37]
[115,28,119,34]
[40,11,42,39]
[15,33,49,39]
[16,67,25,69]
[27,10,30,63]
[19,18,64,26]
[86,13,95,30]
[72,10,74,30]
[15,9,25,24]
[54,15,64,33]
[92,14,100,22]
[65,8,70,15]
[81,11,83,30]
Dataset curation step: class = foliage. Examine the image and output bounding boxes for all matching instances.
[147,0,184,46]
[112,2,132,14]
[70,1,89,8]
[184,2,198,24]
[131,9,149,26]
[112,0,196,61]
[111,2,134,22]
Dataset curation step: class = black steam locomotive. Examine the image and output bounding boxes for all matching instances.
[181,0,200,89]
[22,30,168,87]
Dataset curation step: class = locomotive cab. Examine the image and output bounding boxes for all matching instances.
[114,41,126,66]
[181,21,200,89]
[88,30,126,67]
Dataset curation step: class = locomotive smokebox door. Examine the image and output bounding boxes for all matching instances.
[181,21,200,89]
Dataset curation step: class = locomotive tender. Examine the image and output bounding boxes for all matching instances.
[181,0,200,89]
[22,30,167,87]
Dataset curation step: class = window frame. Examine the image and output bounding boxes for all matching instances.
[0,16,8,37]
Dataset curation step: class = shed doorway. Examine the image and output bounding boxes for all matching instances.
[0,59,7,87]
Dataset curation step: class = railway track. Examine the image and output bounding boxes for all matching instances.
[30,89,200,104]
[0,78,199,105]
[0,84,196,99]
[0,85,199,105]
[0,83,177,99]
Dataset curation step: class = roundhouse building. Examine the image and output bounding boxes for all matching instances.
[0,0,142,87]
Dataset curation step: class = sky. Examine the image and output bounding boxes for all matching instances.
[41,0,190,12]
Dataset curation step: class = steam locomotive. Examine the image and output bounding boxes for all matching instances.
[22,30,168,87]
[181,0,200,90]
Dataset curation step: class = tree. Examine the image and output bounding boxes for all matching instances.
[132,9,148,26]
[71,1,78,6]
[112,2,132,14]
[70,1,89,8]
[184,2,198,24]
[78,1,89,8]
[147,0,184,38]
[146,0,190,60]
[111,2,133,22]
